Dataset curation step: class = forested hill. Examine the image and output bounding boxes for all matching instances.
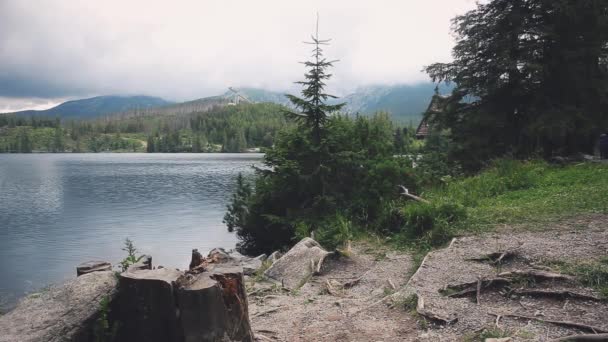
[0,102,291,153]
[10,95,173,119]
[338,83,454,124]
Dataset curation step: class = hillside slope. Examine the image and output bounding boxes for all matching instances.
[11,95,173,119]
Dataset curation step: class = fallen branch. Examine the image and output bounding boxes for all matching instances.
[398,185,430,204]
[512,289,603,302]
[490,313,608,333]
[550,333,608,341]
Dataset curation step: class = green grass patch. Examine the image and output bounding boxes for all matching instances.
[545,257,608,298]
[425,160,608,234]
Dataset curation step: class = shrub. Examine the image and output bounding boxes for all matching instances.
[313,214,353,250]
[119,238,142,272]
[400,201,466,247]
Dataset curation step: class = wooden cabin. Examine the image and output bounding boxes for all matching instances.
[416,94,448,139]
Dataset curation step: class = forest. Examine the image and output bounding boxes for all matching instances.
[224,0,608,256]
[0,103,291,153]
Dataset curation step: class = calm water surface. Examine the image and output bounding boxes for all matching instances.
[0,153,261,309]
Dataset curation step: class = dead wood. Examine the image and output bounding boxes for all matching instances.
[490,313,608,333]
[252,307,283,318]
[388,278,396,290]
[398,185,430,204]
[550,333,608,341]
[498,270,575,282]
[343,269,371,289]
[512,289,603,302]
[476,278,482,305]
[467,250,517,265]
[443,278,511,298]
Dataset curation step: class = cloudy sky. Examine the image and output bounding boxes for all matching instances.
[0,0,476,112]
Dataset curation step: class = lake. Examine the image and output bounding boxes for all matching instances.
[0,153,262,310]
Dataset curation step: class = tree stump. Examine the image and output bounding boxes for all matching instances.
[115,264,253,342]
[177,264,253,342]
[116,268,183,342]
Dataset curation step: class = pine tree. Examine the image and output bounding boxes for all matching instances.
[223,173,251,233]
[285,17,345,146]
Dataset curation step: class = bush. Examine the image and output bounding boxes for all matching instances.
[399,201,467,247]
[312,214,353,250]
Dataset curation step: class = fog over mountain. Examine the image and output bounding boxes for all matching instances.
[0,0,476,112]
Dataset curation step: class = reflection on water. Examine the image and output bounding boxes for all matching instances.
[0,153,261,309]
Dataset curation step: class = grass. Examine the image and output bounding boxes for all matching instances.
[394,160,608,251]
[463,327,513,342]
[435,160,608,232]
[545,257,608,298]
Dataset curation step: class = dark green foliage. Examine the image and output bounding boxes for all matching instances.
[425,0,608,169]
[0,103,288,153]
[226,27,421,254]
[93,296,118,342]
[223,173,252,233]
[399,202,466,246]
[228,113,416,255]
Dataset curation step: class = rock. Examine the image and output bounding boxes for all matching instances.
[76,260,112,276]
[264,237,330,289]
[485,338,512,342]
[268,251,283,264]
[204,248,266,276]
[241,254,266,276]
[115,268,183,342]
[0,271,118,342]
[254,253,267,262]
[127,254,152,271]
[177,264,254,342]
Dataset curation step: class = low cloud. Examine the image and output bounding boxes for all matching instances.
[0,0,476,109]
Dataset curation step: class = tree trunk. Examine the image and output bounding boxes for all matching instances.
[115,265,253,342]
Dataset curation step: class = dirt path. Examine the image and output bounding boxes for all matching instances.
[248,243,419,341]
[248,214,608,341]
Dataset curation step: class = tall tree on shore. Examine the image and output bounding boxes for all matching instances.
[285,17,345,146]
[425,0,608,168]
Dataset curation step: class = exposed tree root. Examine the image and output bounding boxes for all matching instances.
[550,333,608,341]
[442,278,511,298]
[343,269,371,289]
[498,270,575,282]
[252,307,284,318]
[512,289,603,302]
[467,250,518,265]
[490,313,608,333]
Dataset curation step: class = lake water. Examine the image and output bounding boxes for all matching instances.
[0,153,262,310]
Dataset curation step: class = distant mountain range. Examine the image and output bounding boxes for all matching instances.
[231,84,452,123]
[9,95,173,119]
[7,83,453,123]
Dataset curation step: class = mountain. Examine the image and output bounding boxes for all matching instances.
[338,83,453,124]
[233,84,452,124]
[223,88,291,106]
[11,95,173,119]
